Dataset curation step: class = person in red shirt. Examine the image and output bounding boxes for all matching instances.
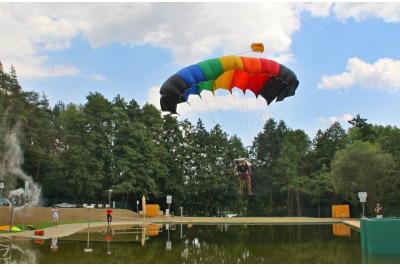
[106,208,113,225]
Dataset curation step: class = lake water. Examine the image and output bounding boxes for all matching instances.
[0,223,373,264]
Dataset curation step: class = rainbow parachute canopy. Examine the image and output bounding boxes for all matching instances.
[160,55,299,114]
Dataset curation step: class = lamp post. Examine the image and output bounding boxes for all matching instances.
[108,189,113,208]
[0,182,4,206]
[166,195,172,217]
[358,192,367,217]
[23,180,29,230]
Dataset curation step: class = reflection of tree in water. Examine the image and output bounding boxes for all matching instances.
[4,240,38,264]
[160,224,362,264]
[4,224,362,264]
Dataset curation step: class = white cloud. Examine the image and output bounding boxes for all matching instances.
[90,74,107,81]
[317,57,400,92]
[317,114,353,125]
[0,2,301,78]
[3,2,399,81]
[300,2,333,17]
[333,3,400,23]
[0,3,83,78]
[301,2,400,22]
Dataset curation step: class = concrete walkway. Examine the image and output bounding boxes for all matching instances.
[1,216,360,240]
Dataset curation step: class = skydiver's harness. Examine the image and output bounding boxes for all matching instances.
[236,162,250,180]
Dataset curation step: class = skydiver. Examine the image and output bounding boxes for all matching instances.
[233,158,253,195]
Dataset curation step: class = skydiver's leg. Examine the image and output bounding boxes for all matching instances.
[248,177,253,195]
[239,179,244,194]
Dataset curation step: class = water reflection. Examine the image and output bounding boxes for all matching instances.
[332,224,351,237]
[0,224,375,264]
[362,251,400,264]
[50,238,58,252]
[105,226,112,255]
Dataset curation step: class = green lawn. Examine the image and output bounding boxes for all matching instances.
[0,220,100,233]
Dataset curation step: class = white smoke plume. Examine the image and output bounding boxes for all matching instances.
[1,118,42,208]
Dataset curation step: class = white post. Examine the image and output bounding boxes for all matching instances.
[167,195,172,217]
[0,182,4,206]
[108,189,113,208]
[10,197,15,229]
[136,200,139,218]
[23,180,29,230]
[358,192,367,217]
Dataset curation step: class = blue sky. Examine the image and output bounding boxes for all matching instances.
[1,2,400,146]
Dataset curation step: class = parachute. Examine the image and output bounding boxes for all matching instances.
[251,43,264,53]
[160,55,299,114]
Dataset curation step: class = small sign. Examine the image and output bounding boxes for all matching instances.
[167,195,172,204]
[358,192,367,198]
[358,192,367,203]
[0,182,4,189]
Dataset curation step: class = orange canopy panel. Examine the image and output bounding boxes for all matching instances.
[145,204,160,217]
[332,204,350,218]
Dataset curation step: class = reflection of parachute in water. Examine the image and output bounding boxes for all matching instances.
[160,55,299,114]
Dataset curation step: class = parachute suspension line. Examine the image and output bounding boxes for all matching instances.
[234,50,252,56]
[239,90,251,146]
[253,101,264,144]
[185,100,213,125]
[207,91,219,126]
[213,90,225,130]
[248,97,257,144]
[247,94,257,146]
[186,96,217,127]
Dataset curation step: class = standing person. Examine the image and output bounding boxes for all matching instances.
[374,203,383,218]
[52,205,59,227]
[233,158,254,195]
[107,207,113,225]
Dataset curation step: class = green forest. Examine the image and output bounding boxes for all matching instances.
[1,62,399,218]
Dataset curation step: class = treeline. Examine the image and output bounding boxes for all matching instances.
[1,62,399,217]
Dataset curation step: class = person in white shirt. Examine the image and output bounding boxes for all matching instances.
[52,205,59,226]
